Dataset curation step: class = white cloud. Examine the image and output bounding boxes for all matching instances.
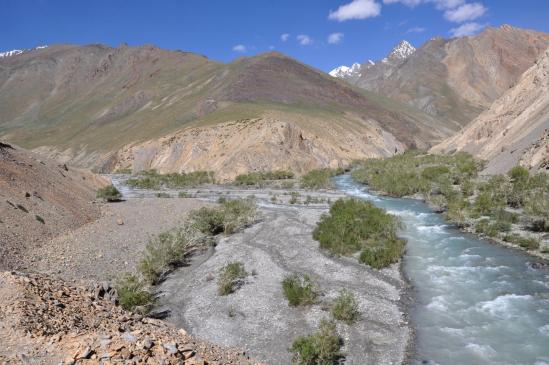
[297,34,313,45]
[232,44,247,53]
[450,22,484,36]
[328,0,381,22]
[407,26,427,33]
[327,32,344,44]
[281,33,290,42]
[383,0,422,7]
[444,3,486,22]
[432,0,465,9]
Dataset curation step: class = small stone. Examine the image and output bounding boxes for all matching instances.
[163,343,178,355]
[142,338,154,350]
[122,332,137,343]
[116,218,124,225]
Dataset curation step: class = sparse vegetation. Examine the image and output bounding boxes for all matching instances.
[290,319,342,365]
[115,273,154,313]
[234,170,294,186]
[331,290,359,324]
[138,225,204,284]
[96,185,122,202]
[189,198,257,235]
[178,191,190,198]
[301,168,345,190]
[155,192,171,198]
[127,170,215,189]
[352,152,548,251]
[282,273,317,307]
[312,199,404,268]
[35,215,45,224]
[217,262,248,296]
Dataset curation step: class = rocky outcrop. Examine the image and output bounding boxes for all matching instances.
[431,49,549,173]
[0,144,107,270]
[0,271,261,364]
[112,116,406,181]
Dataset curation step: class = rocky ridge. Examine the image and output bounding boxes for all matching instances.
[431,48,549,173]
[0,271,261,364]
[332,25,549,126]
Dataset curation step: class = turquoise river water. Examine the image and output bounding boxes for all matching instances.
[335,174,549,365]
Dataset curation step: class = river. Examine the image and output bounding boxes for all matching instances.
[334,174,549,365]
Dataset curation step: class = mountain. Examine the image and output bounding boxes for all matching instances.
[0,142,105,270]
[332,25,549,127]
[0,45,47,58]
[0,44,454,179]
[431,48,549,174]
[329,40,415,82]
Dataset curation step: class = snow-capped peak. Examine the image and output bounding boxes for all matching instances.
[387,40,415,61]
[0,45,48,59]
[0,49,23,58]
[329,62,362,78]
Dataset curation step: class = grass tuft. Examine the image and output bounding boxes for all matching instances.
[282,273,317,307]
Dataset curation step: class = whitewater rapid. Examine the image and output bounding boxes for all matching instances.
[335,174,549,365]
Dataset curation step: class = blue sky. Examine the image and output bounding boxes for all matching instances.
[2,0,549,72]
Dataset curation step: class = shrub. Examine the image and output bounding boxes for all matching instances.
[115,274,154,313]
[508,166,529,184]
[290,319,342,365]
[331,290,359,324]
[221,199,257,234]
[313,199,402,263]
[217,262,248,296]
[234,170,294,186]
[530,219,549,232]
[127,170,214,189]
[97,185,122,202]
[503,233,539,249]
[282,274,317,307]
[138,225,203,284]
[155,192,171,198]
[188,199,257,235]
[289,192,300,205]
[301,168,344,190]
[421,166,450,181]
[178,191,190,198]
[359,238,406,269]
[189,207,226,235]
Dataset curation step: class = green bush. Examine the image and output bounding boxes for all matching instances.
[282,274,317,307]
[188,199,257,235]
[290,319,342,365]
[331,290,359,324]
[155,192,171,198]
[301,168,344,190]
[115,274,154,313]
[218,262,248,296]
[178,191,190,198]
[138,225,203,284]
[97,185,122,202]
[189,207,226,235]
[508,166,529,183]
[504,234,541,250]
[234,170,294,186]
[127,170,214,189]
[359,238,406,269]
[312,199,403,266]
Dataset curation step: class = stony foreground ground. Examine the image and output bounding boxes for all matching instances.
[147,187,412,365]
[0,271,262,365]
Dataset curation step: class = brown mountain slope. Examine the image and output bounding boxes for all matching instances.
[0,45,452,175]
[352,25,549,126]
[431,49,549,174]
[0,142,106,270]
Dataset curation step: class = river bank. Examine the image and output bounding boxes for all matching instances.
[335,174,549,364]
